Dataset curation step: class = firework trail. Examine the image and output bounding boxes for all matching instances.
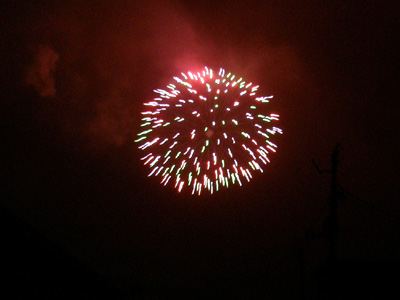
[136,67,282,195]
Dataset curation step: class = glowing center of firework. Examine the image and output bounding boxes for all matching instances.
[205,129,214,138]
[136,67,282,195]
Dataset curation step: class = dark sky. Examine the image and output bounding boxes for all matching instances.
[2,1,399,298]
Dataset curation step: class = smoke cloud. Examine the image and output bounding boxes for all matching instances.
[17,0,303,149]
[25,45,59,97]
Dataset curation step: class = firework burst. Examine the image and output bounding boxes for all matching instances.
[136,67,282,195]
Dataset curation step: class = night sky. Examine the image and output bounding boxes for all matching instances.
[2,1,399,299]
